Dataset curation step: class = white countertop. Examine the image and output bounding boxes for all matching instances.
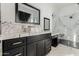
[1,32,65,40]
[20,31,51,37]
[51,33,65,39]
[51,33,61,36]
[1,31,51,40]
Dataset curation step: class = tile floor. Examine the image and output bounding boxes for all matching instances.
[47,44,79,56]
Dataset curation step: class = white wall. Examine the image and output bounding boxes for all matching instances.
[29,3,54,32]
[1,3,55,40]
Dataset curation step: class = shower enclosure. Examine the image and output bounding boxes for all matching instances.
[53,3,79,49]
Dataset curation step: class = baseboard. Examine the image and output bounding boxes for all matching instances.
[59,39,79,49]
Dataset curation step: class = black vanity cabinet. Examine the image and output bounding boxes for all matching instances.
[2,33,51,56]
[26,33,51,56]
[2,37,26,56]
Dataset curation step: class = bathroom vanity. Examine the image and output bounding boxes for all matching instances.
[2,33,51,56]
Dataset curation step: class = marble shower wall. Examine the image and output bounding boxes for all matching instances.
[53,4,79,42]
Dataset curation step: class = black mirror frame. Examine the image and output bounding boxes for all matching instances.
[44,17,50,31]
[15,3,40,25]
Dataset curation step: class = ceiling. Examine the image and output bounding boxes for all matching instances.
[52,3,75,10]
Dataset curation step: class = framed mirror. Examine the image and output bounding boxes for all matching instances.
[15,3,40,24]
[44,17,50,31]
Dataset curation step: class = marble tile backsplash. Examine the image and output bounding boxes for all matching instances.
[1,21,42,39]
[2,22,20,35]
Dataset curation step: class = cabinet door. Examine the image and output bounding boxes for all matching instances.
[44,39,51,54]
[36,40,44,56]
[26,43,36,56]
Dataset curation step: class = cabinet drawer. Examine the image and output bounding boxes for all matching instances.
[38,33,51,40]
[45,39,51,45]
[27,33,51,44]
[2,37,26,51]
[3,46,25,56]
[27,36,39,44]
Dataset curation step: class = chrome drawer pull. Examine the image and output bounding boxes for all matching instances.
[4,52,10,55]
[12,42,22,45]
[15,53,22,56]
